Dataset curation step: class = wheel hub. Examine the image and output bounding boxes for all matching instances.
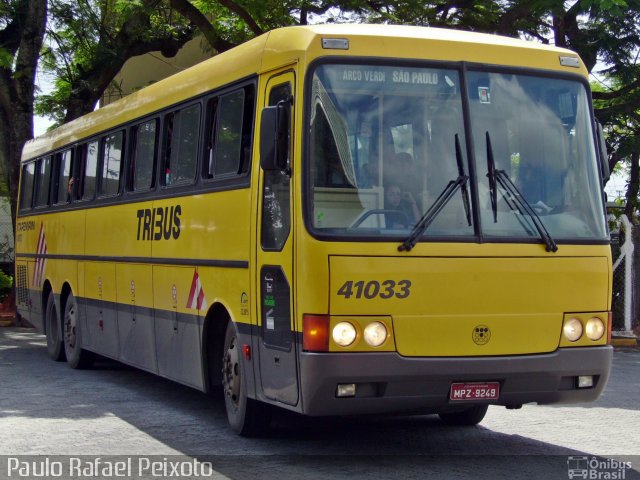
[222,336,240,406]
[64,303,77,350]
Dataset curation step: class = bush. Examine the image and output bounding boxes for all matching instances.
[0,270,12,302]
[0,270,11,289]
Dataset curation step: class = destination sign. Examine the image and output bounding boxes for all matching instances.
[340,68,438,85]
[315,64,458,93]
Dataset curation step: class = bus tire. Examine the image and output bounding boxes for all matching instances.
[45,292,65,362]
[438,404,488,426]
[222,321,271,436]
[62,293,95,369]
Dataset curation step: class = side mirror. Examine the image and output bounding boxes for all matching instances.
[260,101,290,172]
[596,121,610,184]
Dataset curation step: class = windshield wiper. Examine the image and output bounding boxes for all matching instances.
[485,131,558,253]
[455,134,472,227]
[399,134,472,252]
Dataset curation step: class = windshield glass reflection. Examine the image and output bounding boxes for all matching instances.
[309,64,472,237]
[307,64,607,243]
[468,72,607,240]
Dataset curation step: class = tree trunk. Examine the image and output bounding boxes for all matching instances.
[0,0,47,274]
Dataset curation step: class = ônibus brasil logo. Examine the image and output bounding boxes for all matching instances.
[567,456,633,479]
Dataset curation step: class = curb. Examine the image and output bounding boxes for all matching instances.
[611,335,640,347]
[0,312,15,327]
[611,337,638,347]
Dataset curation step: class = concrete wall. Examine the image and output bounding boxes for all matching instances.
[100,36,212,106]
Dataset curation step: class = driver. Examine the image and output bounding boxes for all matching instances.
[384,183,420,228]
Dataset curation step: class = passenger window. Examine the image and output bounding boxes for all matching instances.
[56,149,73,203]
[35,156,52,207]
[163,104,200,186]
[100,131,124,197]
[81,141,99,201]
[204,86,254,180]
[214,90,245,176]
[131,120,157,191]
[19,162,36,210]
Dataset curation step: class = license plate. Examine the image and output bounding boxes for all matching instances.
[450,382,500,401]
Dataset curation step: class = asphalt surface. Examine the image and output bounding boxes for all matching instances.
[0,327,638,479]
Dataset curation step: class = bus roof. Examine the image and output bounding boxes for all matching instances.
[23,24,585,162]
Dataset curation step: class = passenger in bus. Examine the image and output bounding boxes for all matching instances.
[384,183,420,228]
[66,177,75,202]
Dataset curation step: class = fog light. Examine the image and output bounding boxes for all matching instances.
[336,383,356,397]
[577,375,594,388]
[332,322,357,347]
[363,321,387,347]
[563,318,583,342]
[585,317,605,341]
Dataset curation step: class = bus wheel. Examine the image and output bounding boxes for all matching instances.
[45,292,65,362]
[62,293,95,369]
[222,321,271,436]
[438,405,488,426]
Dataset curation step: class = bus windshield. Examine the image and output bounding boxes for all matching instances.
[307,63,608,243]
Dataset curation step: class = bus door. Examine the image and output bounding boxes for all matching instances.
[255,71,299,406]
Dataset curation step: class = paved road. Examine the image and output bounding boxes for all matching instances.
[0,327,638,479]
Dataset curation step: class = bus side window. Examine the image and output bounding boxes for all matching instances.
[130,119,157,192]
[35,156,52,207]
[203,84,254,181]
[55,149,74,203]
[19,162,36,211]
[81,141,99,201]
[99,131,124,197]
[163,104,200,186]
[214,89,245,177]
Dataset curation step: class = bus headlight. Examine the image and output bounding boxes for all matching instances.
[363,321,387,347]
[332,322,357,347]
[585,317,605,341]
[563,318,583,342]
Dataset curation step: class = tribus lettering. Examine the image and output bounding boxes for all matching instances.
[136,205,182,241]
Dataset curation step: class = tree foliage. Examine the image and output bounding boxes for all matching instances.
[36,0,197,124]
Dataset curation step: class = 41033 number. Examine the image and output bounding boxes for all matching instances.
[336,280,411,299]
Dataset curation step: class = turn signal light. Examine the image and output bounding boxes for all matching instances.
[303,315,329,352]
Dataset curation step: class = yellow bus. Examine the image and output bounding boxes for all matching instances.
[15,24,612,435]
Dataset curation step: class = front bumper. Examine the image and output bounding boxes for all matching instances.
[298,346,612,415]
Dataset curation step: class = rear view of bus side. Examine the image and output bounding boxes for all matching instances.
[15,25,612,435]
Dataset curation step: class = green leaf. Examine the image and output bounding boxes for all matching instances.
[0,47,13,69]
